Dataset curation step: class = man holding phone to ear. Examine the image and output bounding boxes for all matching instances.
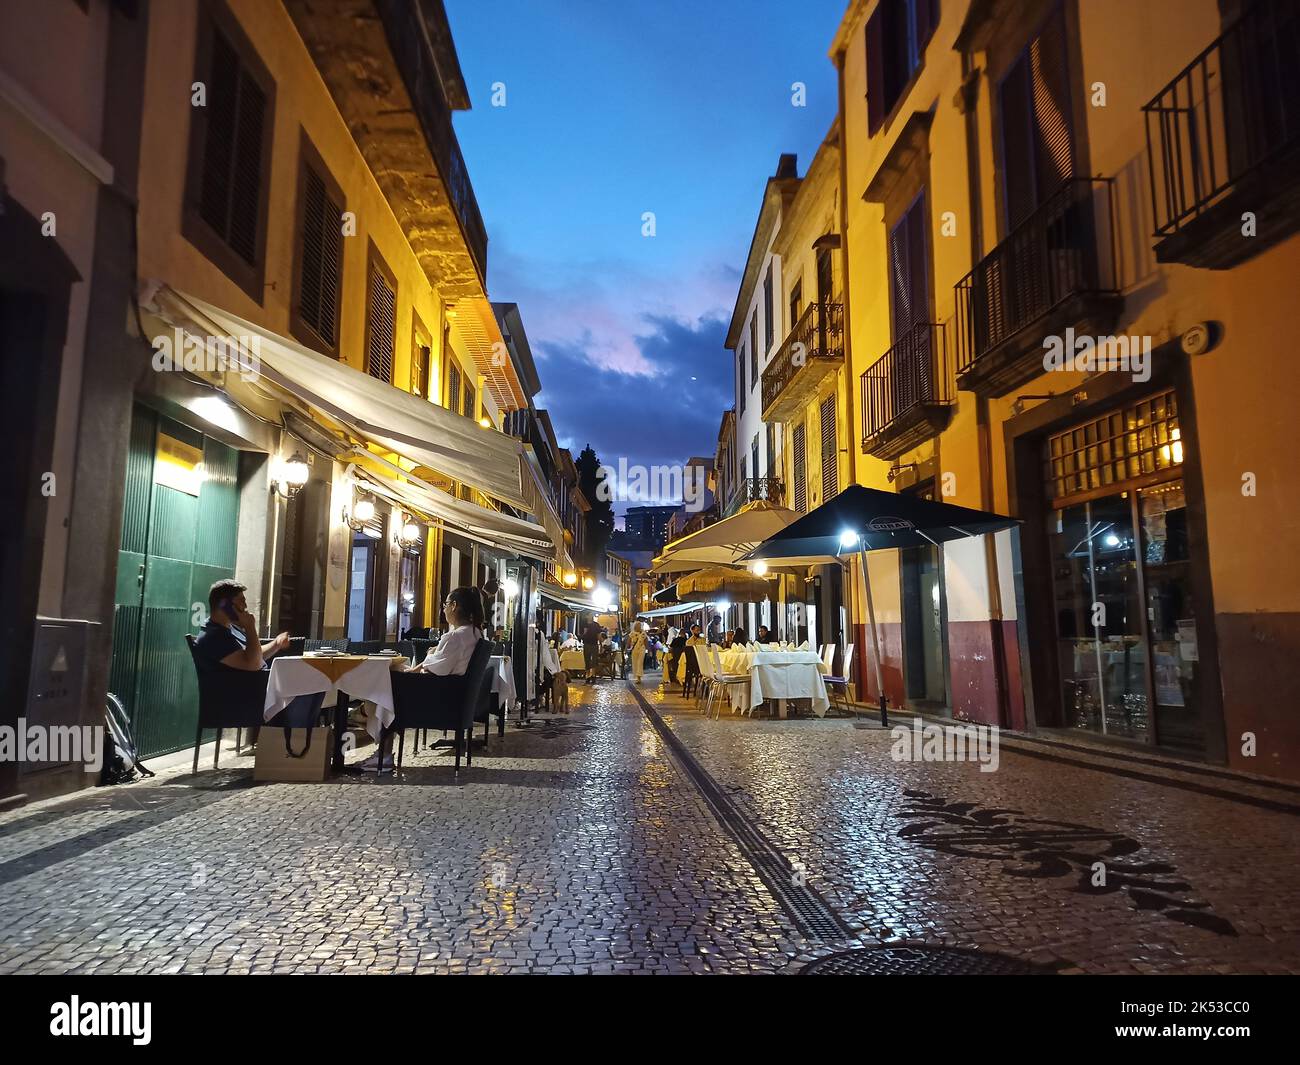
[193,579,321,743]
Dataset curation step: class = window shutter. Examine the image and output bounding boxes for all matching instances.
[199,29,266,266]
[738,349,746,415]
[464,385,474,422]
[915,0,938,53]
[999,54,1036,229]
[366,262,396,384]
[888,211,914,342]
[793,423,807,513]
[298,165,342,349]
[866,6,886,134]
[820,395,839,502]
[448,363,461,413]
[1029,5,1075,204]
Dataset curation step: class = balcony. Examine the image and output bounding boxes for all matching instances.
[725,477,783,516]
[860,322,955,459]
[955,178,1120,397]
[761,301,845,421]
[1143,0,1300,269]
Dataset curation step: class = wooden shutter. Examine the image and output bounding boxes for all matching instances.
[737,349,746,414]
[1029,5,1075,204]
[198,28,267,267]
[464,384,475,422]
[365,256,396,384]
[793,423,807,513]
[297,163,343,350]
[820,395,839,502]
[866,5,886,134]
[448,363,461,413]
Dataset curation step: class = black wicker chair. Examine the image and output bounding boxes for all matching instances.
[383,640,493,778]
[304,638,348,652]
[348,639,383,655]
[185,635,268,774]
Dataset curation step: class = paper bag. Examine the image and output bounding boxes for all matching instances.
[253,725,333,782]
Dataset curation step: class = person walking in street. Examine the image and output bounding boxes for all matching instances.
[581,617,602,684]
[630,622,648,683]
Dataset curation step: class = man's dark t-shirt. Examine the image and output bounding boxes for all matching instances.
[193,618,258,673]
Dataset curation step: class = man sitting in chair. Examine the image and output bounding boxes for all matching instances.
[192,579,323,746]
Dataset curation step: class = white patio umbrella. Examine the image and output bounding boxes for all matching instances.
[651,499,807,574]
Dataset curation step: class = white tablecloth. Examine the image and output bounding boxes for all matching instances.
[265,655,398,739]
[490,655,516,710]
[718,649,829,716]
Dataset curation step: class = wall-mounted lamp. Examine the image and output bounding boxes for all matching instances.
[344,494,378,533]
[272,450,310,499]
[395,513,423,550]
[582,576,594,590]
[562,572,578,587]
[478,416,491,429]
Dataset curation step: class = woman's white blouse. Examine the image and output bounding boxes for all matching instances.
[420,624,479,676]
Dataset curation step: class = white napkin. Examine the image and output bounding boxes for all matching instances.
[747,643,758,651]
[798,640,810,651]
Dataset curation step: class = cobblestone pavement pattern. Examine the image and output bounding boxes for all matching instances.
[0,678,1296,974]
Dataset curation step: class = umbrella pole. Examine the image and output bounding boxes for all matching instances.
[857,543,889,728]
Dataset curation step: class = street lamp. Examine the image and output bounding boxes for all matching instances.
[345,494,377,533]
[272,450,310,499]
[395,514,423,550]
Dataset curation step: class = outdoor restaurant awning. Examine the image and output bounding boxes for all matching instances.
[537,583,598,614]
[345,451,555,563]
[147,285,531,510]
[637,602,705,618]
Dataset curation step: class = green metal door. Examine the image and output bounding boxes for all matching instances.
[110,405,241,758]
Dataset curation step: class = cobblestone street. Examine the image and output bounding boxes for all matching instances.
[1,678,1297,975]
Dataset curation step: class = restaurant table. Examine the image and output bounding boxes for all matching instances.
[718,647,830,718]
[559,648,587,674]
[265,654,402,771]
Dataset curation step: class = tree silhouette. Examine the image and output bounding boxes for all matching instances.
[576,444,615,569]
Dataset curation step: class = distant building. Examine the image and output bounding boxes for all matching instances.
[624,504,682,550]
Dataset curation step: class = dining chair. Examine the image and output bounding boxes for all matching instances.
[707,646,749,721]
[384,639,492,779]
[185,635,269,774]
[824,642,855,716]
[821,642,836,673]
[693,646,715,710]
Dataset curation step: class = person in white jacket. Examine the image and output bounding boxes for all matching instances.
[629,622,648,683]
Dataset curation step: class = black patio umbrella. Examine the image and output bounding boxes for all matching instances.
[744,485,1020,726]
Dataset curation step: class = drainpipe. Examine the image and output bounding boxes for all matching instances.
[960,51,1011,729]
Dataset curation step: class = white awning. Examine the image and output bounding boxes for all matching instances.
[345,453,555,563]
[148,285,530,509]
[637,602,706,618]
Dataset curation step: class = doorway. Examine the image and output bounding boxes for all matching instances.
[901,545,946,706]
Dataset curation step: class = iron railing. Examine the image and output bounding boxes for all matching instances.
[860,322,953,443]
[955,177,1118,374]
[761,300,845,415]
[1143,0,1300,238]
[738,477,783,506]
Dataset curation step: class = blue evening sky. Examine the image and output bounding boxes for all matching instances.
[445,0,845,517]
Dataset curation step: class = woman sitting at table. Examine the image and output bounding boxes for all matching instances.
[728,626,749,648]
[359,587,484,771]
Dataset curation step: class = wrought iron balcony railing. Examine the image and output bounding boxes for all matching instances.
[860,322,954,458]
[1142,0,1300,267]
[761,300,845,420]
[954,177,1119,394]
[739,477,783,506]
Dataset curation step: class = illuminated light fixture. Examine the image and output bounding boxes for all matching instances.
[592,586,612,610]
[345,494,377,532]
[272,450,309,499]
[479,417,491,429]
[1104,533,1121,548]
[563,572,578,587]
[396,515,423,550]
[190,395,239,434]
[445,308,458,319]
[839,530,860,548]
[715,599,730,613]
[503,577,520,598]
[582,576,595,590]
[751,560,769,576]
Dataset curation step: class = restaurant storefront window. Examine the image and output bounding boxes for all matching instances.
[1044,390,1203,753]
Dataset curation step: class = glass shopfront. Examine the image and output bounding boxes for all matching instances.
[1044,391,1203,753]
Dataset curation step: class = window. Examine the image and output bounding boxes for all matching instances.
[792,423,807,513]
[291,132,344,355]
[184,3,275,301]
[816,246,834,303]
[998,4,1074,228]
[1045,390,1181,503]
[766,422,778,479]
[738,349,746,415]
[866,0,938,135]
[748,314,759,381]
[820,394,839,502]
[364,245,397,384]
[411,317,431,398]
[889,190,930,341]
[464,384,475,424]
[788,278,803,330]
[751,435,759,489]
[762,264,774,354]
[447,361,462,414]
